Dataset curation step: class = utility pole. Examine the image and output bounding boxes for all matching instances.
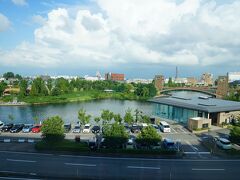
[175,66,178,79]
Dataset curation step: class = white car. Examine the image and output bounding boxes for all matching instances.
[82,124,91,133]
[215,137,232,150]
[72,125,81,133]
[0,121,4,130]
[22,124,33,133]
[159,121,171,133]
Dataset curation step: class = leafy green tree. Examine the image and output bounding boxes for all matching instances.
[55,78,71,94]
[230,126,240,144]
[102,123,129,148]
[101,109,114,124]
[30,77,48,96]
[3,72,14,79]
[47,79,53,92]
[94,117,101,125]
[15,74,22,80]
[134,108,142,123]
[168,77,173,87]
[19,79,28,97]
[136,126,162,148]
[78,108,91,125]
[51,87,61,96]
[0,81,7,96]
[41,116,65,141]
[142,87,149,97]
[114,113,123,124]
[141,115,151,123]
[124,108,134,125]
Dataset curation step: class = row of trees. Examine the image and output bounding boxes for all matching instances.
[77,108,151,126]
[230,115,240,144]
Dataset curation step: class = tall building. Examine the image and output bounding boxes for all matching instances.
[154,75,164,91]
[216,76,229,97]
[105,72,125,81]
[228,72,240,83]
[201,73,213,86]
[186,77,197,86]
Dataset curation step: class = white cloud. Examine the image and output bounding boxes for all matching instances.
[0,13,10,32]
[12,0,27,6]
[32,15,46,25]
[1,0,240,70]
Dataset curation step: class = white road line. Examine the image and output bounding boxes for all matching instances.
[0,177,40,180]
[0,171,37,176]
[184,152,210,155]
[171,128,177,133]
[0,150,52,156]
[127,166,160,170]
[186,141,198,152]
[7,159,36,163]
[65,163,96,167]
[192,168,225,171]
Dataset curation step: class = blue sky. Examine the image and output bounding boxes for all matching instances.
[0,0,240,79]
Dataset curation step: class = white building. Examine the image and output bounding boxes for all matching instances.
[228,72,240,83]
[126,79,153,84]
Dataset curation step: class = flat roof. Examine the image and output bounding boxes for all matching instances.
[149,96,240,113]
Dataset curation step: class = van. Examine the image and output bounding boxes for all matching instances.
[159,121,171,133]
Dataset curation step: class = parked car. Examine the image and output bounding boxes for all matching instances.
[162,138,177,151]
[88,138,97,150]
[72,125,81,133]
[0,121,4,130]
[100,137,107,149]
[214,137,232,150]
[159,121,171,133]
[10,124,24,133]
[131,124,141,133]
[91,125,100,134]
[151,124,160,132]
[126,135,136,149]
[83,124,91,133]
[22,124,33,133]
[1,123,13,132]
[64,123,71,133]
[32,125,42,133]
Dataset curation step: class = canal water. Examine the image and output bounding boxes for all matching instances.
[0,91,211,124]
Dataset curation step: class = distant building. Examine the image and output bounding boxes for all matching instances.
[40,75,51,81]
[126,79,153,84]
[216,76,229,97]
[105,72,125,81]
[84,75,99,81]
[174,78,188,84]
[228,72,240,83]
[201,73,213,86]
[186,77,197,86]
[154,75,164,91]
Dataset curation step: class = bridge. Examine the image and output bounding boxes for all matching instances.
[160,87,218,98]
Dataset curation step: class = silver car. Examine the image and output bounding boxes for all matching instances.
[215,137,232,150]
[22,124,33,133]
[72,125,81,133]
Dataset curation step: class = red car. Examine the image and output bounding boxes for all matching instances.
[32,125,42,133]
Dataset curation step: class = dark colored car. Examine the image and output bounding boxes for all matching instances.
[10,124,24,133]
[92,126,100,134]
[64,123,71,133]
[162,138,177,151]
[1,123,14,132]
[131,124,141,133]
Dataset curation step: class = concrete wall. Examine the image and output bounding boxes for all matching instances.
[217,111,240,125]
[188,117,212,131]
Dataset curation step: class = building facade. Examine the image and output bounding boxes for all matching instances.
[154,75,164,91]
[216,76,229,97]
[228,72,240,83]
[150,95,240,126]
[201,73,213,86]
[105,72,125,81]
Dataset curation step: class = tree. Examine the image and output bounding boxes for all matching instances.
[41,116,65,141]
[78,108,91,125]
[51,87,61,96]
[15,74,22,80]
[33,116,40,125]
[47,79,53,92]
[124,108,134,125]
[102,123,129,148]
[3,72,14,80]
[101,109,114,125]
[141,115,151,124]
[230,126,240,144]
[136,126,161,149]
[19,79,28,97]
[0,81,7,96]
[142,87,149,97]
[114,113,123,124]
[94,117,101,125]
[134,108,142,123]
[30,77,48,96]
[168,77,173,87]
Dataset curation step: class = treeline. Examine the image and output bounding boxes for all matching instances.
[1,72,157,100]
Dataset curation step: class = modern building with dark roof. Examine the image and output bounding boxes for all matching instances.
[150,95,240,126]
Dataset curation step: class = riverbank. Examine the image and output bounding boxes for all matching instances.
[0,90,148,106]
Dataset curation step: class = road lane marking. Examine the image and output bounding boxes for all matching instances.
[184,152,210,154]
[192,168,225,171]
[0,150,53,156]
[171,128,177,133]
[65,163,96,167]
[0,177,40,180]
[6,159,36,163]
[127,166,160,170]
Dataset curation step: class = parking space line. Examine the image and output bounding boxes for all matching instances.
[127,166,160,170]
[6,159,36,163]
[192,168,225,171]
[65,163,96,167]
[171,128,177,133]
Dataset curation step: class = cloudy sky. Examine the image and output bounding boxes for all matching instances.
[0,0,239,78]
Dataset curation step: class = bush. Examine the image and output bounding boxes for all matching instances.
[230,126,240,144]
[41,116,65,142]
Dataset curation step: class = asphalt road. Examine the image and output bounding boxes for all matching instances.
[0,151,239,180]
